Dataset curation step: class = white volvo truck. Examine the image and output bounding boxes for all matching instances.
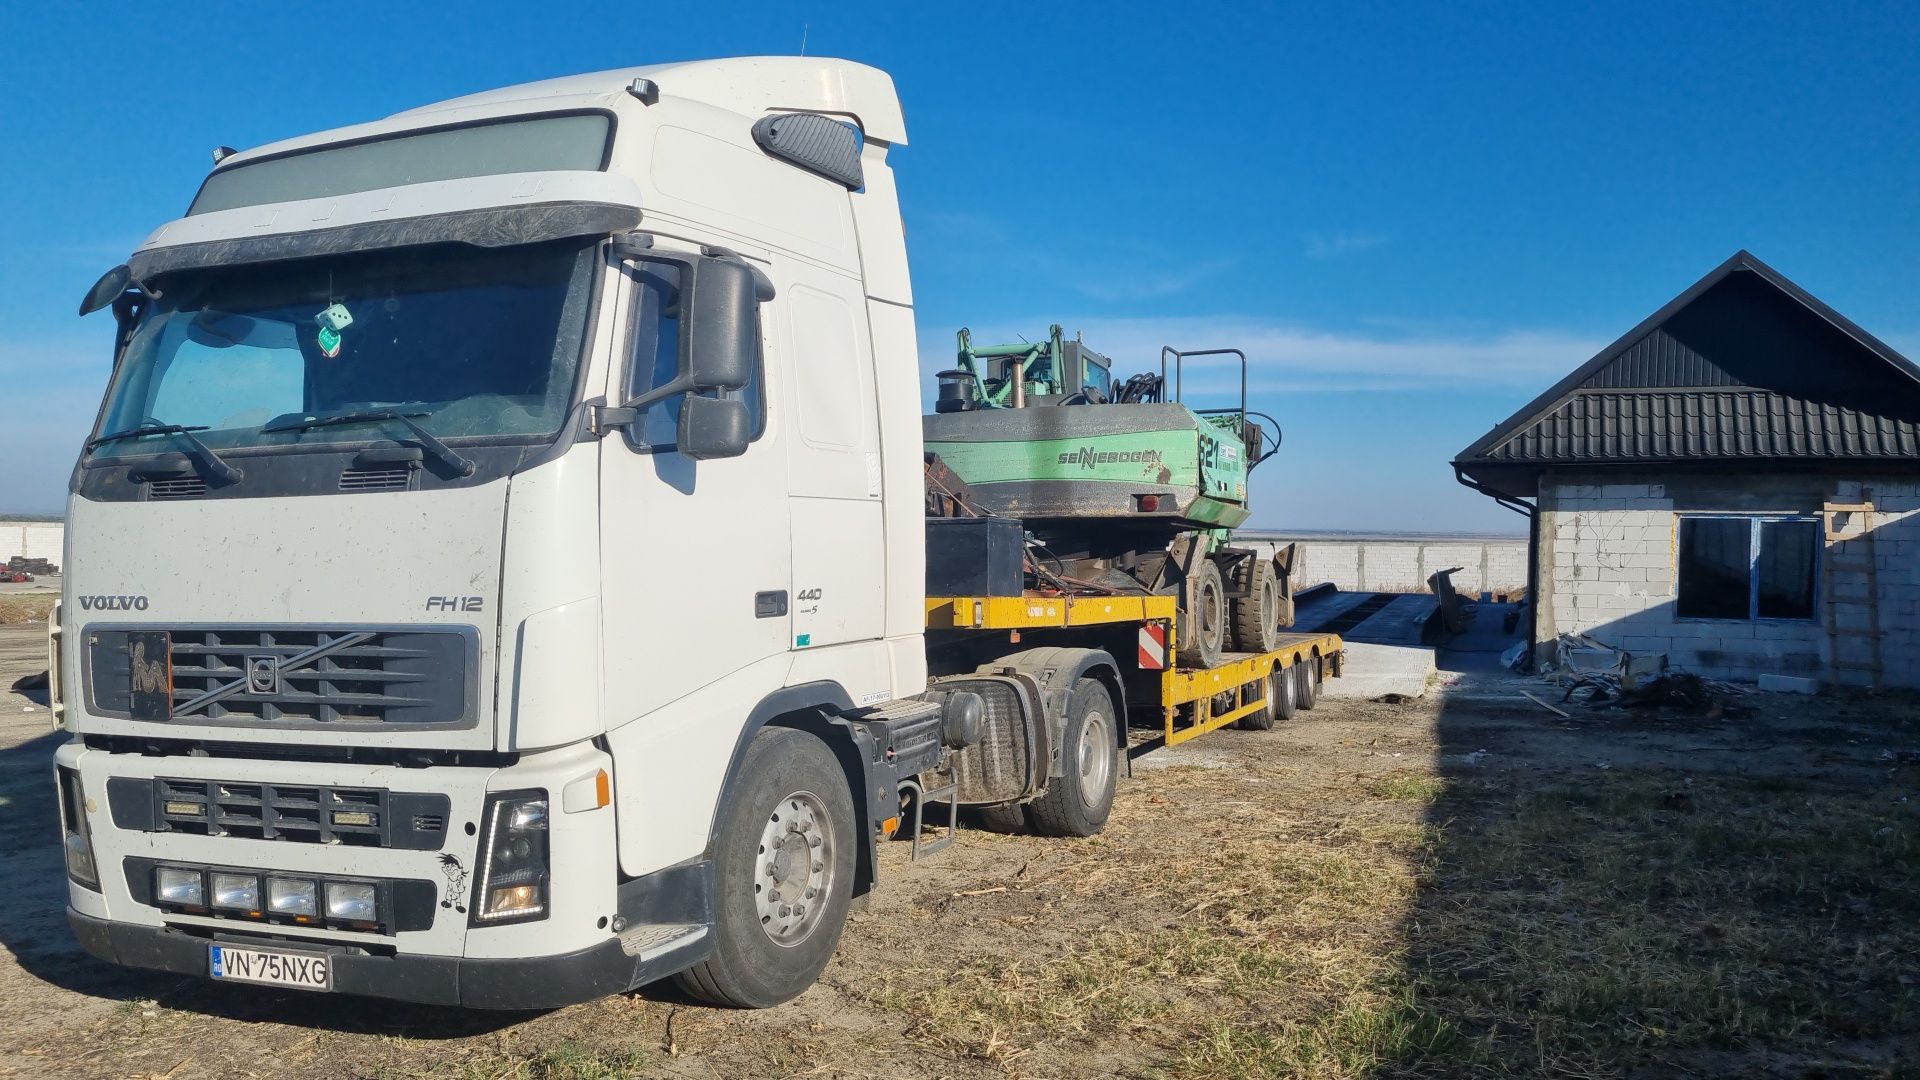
[53,57,1341,1010]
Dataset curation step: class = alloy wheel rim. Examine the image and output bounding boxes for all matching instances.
[1076,708,1114,809]
[753,790,836,947]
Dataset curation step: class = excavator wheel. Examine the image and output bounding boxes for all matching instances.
[1176,558,1227,669]
[1228,558,1284,654]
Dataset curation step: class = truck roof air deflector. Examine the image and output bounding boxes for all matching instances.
[127,201,642,280]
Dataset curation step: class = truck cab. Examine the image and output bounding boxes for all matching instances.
[56,57,932,1009]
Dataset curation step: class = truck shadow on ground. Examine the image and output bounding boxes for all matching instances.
[1383,642,1920,1075]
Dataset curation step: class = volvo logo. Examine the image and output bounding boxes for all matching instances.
[244,654,281,695]
[79,595,149,611]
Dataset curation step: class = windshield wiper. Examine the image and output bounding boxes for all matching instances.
[262,409,476,477]
[86,422,242,484]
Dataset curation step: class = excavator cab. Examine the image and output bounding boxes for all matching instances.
[935,324,1115,411]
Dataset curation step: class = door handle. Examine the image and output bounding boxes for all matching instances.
[755,591,788,618]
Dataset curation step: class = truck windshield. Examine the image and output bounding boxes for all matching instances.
[90,239,596,459]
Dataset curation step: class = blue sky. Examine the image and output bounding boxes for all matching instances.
[2,1,1915,530]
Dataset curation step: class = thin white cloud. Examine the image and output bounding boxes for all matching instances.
[1304,231,1387,259]
[921,316,1604,394]
[1069,258,1238,304]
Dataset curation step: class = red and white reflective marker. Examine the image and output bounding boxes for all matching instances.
[1138,622,1168,670]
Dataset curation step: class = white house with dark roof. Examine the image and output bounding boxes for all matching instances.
[1454,251,1920,687]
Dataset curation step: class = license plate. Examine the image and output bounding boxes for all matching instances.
[209,944,332,991]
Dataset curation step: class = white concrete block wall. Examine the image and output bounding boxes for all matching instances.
[1535,477,1920,689]
[0,522,63,564]
[1240,536,1530,594]
[1868,482,1920,689]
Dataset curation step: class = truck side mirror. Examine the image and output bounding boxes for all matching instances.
[677,394,751,460]
[683,256,767,393]
[80,264,132,316]
[599,252,770,446]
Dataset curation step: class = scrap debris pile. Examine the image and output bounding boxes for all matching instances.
[1534,632,1755,718]
[1563,671,1755,718]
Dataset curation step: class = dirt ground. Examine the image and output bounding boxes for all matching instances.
[2,617,1917,1079]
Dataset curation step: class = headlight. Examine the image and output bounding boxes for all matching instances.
[473,790,549,924]
[325,882,378,922]
[210,872,261,911]
[267,877,318,917]
[57,766,99,891]
[155,867,205,907]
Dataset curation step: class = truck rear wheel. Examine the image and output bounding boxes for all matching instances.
[673,727,856,1008]
[1029,679,1118,837]
[1176,560,1227,668]
[969,802,1030,834]
[1229,558,1283,654]
[1238,663,1298,730]
[1295,656,1322,711]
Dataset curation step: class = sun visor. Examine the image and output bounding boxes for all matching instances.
[128,201,640,281]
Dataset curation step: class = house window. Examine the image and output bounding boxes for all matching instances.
[1675,516,1818,621]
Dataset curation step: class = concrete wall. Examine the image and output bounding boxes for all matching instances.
[1239,534,1528,596]
[0,521,62,565]
[1535,472,1920,688]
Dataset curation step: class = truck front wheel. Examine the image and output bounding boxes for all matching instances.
[674,727,856,1008]
[1029,679,1118,837]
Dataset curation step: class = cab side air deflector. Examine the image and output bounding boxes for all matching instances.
[752,113,864,189]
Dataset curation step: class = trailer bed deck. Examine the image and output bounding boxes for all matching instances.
[1159,634,1343,745]
[928,593,1343,748]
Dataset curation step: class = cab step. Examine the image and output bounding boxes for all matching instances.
[617,922,708,960]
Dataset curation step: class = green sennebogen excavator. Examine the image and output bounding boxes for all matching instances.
[922,324,1295,668]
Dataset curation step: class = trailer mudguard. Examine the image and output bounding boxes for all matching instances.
[974,647,1127,777]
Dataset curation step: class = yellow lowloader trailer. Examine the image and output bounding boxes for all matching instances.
[905,591,1343,848]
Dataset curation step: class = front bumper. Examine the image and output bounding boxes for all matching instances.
[68,908,708,1009]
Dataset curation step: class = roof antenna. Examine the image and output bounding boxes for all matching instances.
[800,23,808,56]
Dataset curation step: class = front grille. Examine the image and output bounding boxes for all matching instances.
[109,776,451,849]
[88,627,471,727]
[339,467,411,492]
[147,477,208,500]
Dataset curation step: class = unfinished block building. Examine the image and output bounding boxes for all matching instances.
[1454,251,1920,688]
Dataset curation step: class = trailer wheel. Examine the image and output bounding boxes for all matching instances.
[1295,656,1322,711]
[1176,560,1227,668]
[673,727,856,1008]
[1029,679,1118,837]
[1228,558,1284,654]
[1238,663,1298,730]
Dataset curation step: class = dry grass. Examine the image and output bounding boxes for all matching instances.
[372,1042,654,1080]
[855,765,1447,1078]
[0,595,54,624]
[851,755,1920,1078]
[1395,770,1920,1076]
[1367,771,1445,805]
